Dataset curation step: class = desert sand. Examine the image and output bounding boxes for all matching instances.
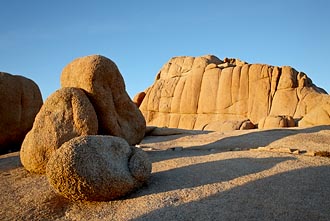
[1,126,330,221]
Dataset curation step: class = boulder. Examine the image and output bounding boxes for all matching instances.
[60,55,146,145]
[133,91,146,107]
[46,135,151,201]
[298,103,330,127]
[0,72,42,153]
[258,115,295,129]
[20,87,98,174]
[203,120,255,132]
[138,55,329,130]
[240,120,255,130]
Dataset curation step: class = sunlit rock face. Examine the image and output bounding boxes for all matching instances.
[61,55,146,145]
[137,55,329,130]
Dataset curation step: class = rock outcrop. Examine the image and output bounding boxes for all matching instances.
[61,55,146,145]
[46,135,151,201]
[0,72,43,153]
[137,55,329,130]
[20,87,98,174]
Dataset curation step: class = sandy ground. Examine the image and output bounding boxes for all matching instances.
[1,126,330,221]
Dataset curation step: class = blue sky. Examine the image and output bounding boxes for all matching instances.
[1,0,329,100]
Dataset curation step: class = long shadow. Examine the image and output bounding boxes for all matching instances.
[146,125,330,163]
[0,154,22,172]
[142,129,209,144]
[134,165,330,220]
[187,125,330,151]
[131,156,294,198]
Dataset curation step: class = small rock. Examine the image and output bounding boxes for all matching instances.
[240,120,255,130]
[291,149,300,155]
[304,151,316,157]
[273,148,293,153]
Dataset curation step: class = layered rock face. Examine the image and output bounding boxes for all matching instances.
[138,55,329,130]
[0,72,43,152]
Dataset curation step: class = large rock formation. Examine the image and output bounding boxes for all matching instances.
[20,87,98,174]
[137,55,330,130]
[0,72,43,153]
[61,55,146,145]
[46,135,151,201]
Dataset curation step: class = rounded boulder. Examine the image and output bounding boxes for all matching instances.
[0,72,43,153]
[20,87,98,174]
[258,115,295,129]
[46,135,152,201]
[60,55,146,145]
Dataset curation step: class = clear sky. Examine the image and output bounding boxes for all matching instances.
[1,0,329,100]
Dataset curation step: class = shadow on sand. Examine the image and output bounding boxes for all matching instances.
[0,154,22,172]
[131,156,294,197]
[134,165,330,220]
[187,125,330,151]
[131,126,330,219]
[145,125,330,163]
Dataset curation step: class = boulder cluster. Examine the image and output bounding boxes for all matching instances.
[135,55,330,131]
[18,55,150,201]
[2,53,330,201]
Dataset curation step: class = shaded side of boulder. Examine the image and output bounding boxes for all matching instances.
[20,87,98,174]
[0,72,43,153]
[133,91,146,107]
[60,55,146,145]
[46,135,151,201]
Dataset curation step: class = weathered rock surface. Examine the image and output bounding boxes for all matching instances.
[137,55,330,130]
[20,87,98,174]
[60,55,146,145]
[259,115,295,129]
[133,91,146,107]
[0,72,42,152]
[298,103,330,127]
[203,120,255,132]
[46,135,151,201]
